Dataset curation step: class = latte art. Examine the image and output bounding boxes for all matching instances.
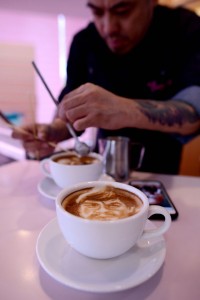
[79,198,136,220]
[53,154,99,165]
[62,186,143,221]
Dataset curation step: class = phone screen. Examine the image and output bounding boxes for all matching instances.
[129,180,178,220]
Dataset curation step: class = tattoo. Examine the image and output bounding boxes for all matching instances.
[138,100,199,126]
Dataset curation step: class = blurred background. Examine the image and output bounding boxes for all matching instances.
[0,0,200,174]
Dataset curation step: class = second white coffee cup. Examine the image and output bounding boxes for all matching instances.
[40,151,103,188]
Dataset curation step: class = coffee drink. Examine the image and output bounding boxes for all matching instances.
[40,151,103,188]
[53,154,99,165]
[62,185,143,221]
[57,181,171,259]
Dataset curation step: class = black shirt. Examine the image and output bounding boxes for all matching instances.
[58,5,200,174]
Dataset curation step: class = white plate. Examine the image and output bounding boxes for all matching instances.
[37,177,62,200]
[36,218,166,293]
[37,174,115,200]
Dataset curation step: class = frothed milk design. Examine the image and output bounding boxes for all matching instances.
[53,154,99,165]
[62,186,143,221]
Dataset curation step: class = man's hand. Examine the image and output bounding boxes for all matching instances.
[12,118,68,159]
[57,83,131,131]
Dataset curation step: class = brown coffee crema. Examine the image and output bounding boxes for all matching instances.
[53,154,99,165]
[61,186,143,221]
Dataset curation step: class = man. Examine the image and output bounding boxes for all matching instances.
[13,0,200,174]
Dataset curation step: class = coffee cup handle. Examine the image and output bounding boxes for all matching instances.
[141,205,171,240]
[40,158,52,178]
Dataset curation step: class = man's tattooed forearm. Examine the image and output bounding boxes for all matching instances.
[138,101,199,126]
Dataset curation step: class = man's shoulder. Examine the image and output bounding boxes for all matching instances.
[156,5,200,29]
[152,5,200,43]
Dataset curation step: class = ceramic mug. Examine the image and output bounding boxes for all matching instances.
[56,180,171,259]
[40,151,103,188]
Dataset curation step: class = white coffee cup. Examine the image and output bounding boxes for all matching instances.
[56,181,171,259]
[40,151,103,188]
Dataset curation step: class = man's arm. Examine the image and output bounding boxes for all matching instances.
[126,97,200,135]
[57,83,200,136]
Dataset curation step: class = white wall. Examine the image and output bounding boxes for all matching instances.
[0,0,91,18]
[0,2,91,123]
[0,1,97,147]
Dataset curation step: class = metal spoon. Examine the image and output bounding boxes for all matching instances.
[66,123,90,156]
[31,61,91,156]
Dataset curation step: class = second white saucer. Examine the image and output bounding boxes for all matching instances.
[37,173,115,200]
[37,177,62,200]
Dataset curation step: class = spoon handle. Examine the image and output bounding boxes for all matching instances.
[32,61,58,106]
[66,123,78,141]
[31,61,90,155]
[0,111,13,125]
[32,61,79,142]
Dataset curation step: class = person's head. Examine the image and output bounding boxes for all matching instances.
[87,0,157,54]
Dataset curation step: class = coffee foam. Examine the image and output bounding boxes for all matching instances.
[74,186,142,221]
[54,154,99,165]
[56,157,77,165]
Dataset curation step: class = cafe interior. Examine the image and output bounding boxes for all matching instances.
[0,0,200,299]
[0,0,200,175]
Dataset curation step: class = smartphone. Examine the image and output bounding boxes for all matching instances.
[129,179,179,220]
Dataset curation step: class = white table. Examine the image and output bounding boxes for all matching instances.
[0,160,200,300]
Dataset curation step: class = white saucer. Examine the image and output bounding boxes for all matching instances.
[36,218,166,293]
[37,174,115,200]
[37,177,62,200]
